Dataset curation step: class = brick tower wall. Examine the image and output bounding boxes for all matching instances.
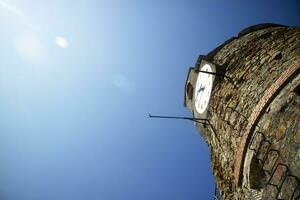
[185,25,300,199]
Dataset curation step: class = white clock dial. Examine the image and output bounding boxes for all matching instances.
[194,63,214,114]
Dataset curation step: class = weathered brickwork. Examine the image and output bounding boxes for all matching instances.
[184,24,300,199]
[235,61,300,187]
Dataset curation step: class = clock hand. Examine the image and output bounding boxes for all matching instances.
[195,85,206,101]
[199,88,204,101]
[195,85,203,99]
[198,86,207,106]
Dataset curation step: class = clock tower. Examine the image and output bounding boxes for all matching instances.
[184,24,300,199]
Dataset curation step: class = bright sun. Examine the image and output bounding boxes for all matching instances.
[55,36,69,48]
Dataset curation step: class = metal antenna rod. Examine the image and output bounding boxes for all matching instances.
[195,70,230,79]
[149,113,208,123]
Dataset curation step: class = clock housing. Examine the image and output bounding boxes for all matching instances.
[194,60,216,116]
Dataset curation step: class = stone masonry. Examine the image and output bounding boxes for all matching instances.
[184,24,300,199]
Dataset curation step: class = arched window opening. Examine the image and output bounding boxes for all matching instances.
[293,84,300,96]
[186,83,194,100]
[249,157,266,190]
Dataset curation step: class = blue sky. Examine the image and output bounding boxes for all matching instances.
[0,0,299,199]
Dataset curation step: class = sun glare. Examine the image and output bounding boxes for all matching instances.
[55,36,69,48]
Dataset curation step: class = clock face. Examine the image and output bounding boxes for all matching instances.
[194,64,214,114]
